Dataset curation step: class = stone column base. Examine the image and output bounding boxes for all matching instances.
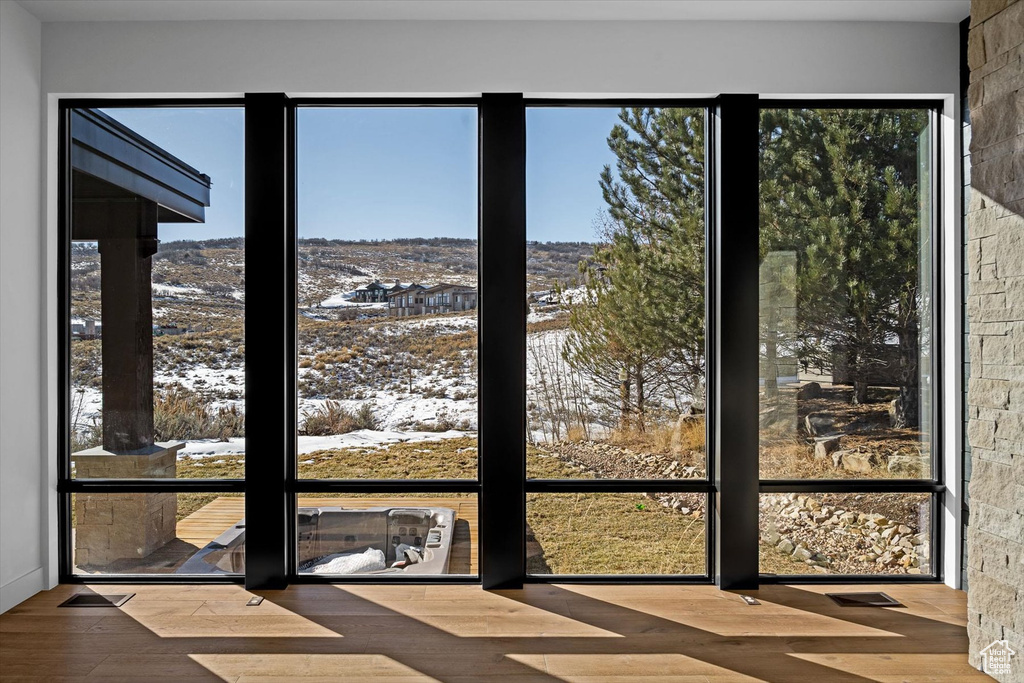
[72,442,183,569]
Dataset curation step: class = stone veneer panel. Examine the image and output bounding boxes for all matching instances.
[73,442,182,569]
[966,1,1024,680]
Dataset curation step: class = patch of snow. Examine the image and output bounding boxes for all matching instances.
[319,292,389,309]
[152,283,203,296]
[175,429,474,459]
[527,309,559,324]
[297,429,472,453]
[178,439,245,457]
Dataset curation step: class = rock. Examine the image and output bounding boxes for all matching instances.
[840,451,877,474]
[887,454,930,476]
[764,526,781,545]
[796,382,822,400]
[792,546,813,561]
[777,539,795,554]
[814,435,843,460]
[804,413,836,436]
[843,414,890,433]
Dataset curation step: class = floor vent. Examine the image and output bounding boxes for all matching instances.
[59,593,134,608]
[826,592,903,607]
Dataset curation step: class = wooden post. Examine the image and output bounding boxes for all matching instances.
[99,200,159,451]
[74,197,160,451]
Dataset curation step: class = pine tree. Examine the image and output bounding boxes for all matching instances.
[562,108,706,429]
[759,108,930,426]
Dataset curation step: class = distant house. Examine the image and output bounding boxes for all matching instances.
[71,319,101,340]
[422,283,478,315]
[387,282,477,317]
[387,284,426,316]
[351,280,389,303]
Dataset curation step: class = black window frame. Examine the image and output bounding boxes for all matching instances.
[57,97,247,585]
[521,97,718,584]
[55,94,947,589]
[287,96,489,585]
[755,99,946,585]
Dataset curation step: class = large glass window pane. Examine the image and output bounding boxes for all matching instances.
[758,108,933,480]
[70,107,245,479]
[296,108,478,480]
[759,493,932,576]
[71,492,244,575]
[526,107,707,480]
[295,494,477,576]
[527,493,707,575]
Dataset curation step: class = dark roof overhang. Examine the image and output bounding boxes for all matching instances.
[71,108,211,223]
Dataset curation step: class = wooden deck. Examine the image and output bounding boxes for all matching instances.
[75,496,477,576]
[0,582,984,681]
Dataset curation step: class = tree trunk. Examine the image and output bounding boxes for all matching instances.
[620,366,631,430]
[847,347,869,405]
[635,369,645,433]
[852,379,869,405]
[764,329,779,399]
[893,324,920,429]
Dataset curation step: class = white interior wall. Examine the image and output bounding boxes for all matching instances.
[42,19,959,96]
[0,0,45,614]
[0,16,964,609]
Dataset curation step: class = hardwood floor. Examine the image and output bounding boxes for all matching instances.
[0,582,984,682]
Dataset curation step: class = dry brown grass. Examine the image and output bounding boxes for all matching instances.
[527,492,706,575]
[297,436,478,479]
[761,429,928,478]
[759,385,929,480]
[607,416,706,458]
[526,315,570,334]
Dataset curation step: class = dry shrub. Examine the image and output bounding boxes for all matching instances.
[214,404,245,440]
[300,400,378,436]
[154,384,245,441]
[566,425,587,442]
[672,417,705,453]
[608,416,705,456]
[413,407,470,432]
[313,348,356,365]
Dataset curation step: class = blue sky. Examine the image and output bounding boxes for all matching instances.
[100,106,628,244]
[101,108,246,243]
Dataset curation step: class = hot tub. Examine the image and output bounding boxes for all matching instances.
[177,505,458,575]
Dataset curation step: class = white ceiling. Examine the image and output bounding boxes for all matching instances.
[16,0,970,23]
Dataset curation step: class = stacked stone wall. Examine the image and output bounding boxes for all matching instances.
[966,1,1024,678]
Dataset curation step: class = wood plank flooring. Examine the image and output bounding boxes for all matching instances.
[0,582,984,682]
